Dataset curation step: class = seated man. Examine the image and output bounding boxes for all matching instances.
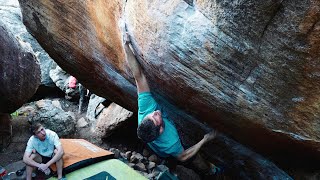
[23,123,65,180]
[124,34,220,177]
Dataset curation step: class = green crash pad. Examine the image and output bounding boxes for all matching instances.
[48,159,147,180]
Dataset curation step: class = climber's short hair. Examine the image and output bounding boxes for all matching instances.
[137,118,160,143]
[31,123,43,135]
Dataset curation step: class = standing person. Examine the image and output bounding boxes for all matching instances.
[124,33,221,178]
[23,123,65,180]
[65,76,77,100]
[65,75,87,113]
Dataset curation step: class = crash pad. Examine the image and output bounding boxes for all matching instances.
[50,139,113,173]
[48,159,147,180]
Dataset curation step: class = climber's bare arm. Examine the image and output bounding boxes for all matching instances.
[177,130,217,162]
[124,34,150,93]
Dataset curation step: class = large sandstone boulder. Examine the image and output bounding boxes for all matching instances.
[123,2,320,166]
[0,0,55,88]
[86,94,107,122]
[0,3,41,113]
[94,102,133,138]
[18,0,319,177]
[26,99,76,137]
[18,0,137,111]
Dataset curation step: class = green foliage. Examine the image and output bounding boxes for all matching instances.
[10,111,19,117]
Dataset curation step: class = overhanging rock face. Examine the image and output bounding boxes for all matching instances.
[18,0,320,176]
[124,0,320,158]
[18,0,138,111]
[0,12,41,113]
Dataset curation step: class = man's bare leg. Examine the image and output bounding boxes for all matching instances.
[54,149,64,179]
[56,158,63,179]
[26,153,41,180]
[26,165,34,180]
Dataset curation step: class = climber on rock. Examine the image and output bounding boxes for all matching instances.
[124,32,222,177]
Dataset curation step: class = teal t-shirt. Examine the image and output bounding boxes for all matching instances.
[138,92,184,157]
